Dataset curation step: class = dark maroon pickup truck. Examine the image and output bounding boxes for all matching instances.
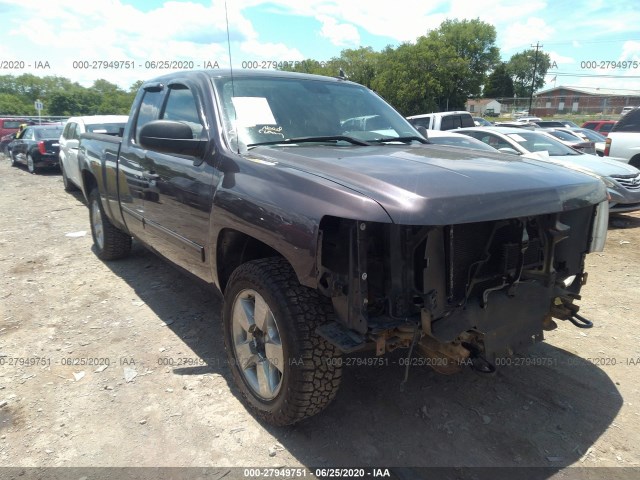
[78,69,609,425]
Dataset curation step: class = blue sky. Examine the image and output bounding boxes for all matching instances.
[1,0,639,94]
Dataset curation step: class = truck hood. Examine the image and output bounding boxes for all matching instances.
[248,144,607,225]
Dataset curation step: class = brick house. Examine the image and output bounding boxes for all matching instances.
[532,86,640,116]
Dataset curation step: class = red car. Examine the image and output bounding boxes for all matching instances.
[581,120,617,137]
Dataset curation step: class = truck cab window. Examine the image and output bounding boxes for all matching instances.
[162,86,204,139]
[134,89,164,144]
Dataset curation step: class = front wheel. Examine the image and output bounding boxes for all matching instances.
[223,258,342,426]
[61,162,78,192]
[88,188,132,260]
[27,154,37,174]
[10,151,17,166]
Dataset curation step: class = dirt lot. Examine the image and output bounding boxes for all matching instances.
[0,156,639,479]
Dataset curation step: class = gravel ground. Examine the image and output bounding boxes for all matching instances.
[1,156,639,479]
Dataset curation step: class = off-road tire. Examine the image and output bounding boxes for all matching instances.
[61,162,78,192]
[223,257,342,426]
[88,188,132,260]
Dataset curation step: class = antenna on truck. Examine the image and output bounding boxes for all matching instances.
[224,0,239,153]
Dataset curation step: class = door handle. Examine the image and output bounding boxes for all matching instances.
[142,171,160,180]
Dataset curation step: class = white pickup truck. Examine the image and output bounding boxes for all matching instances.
[406,111,475,131]
[605,107,640,168]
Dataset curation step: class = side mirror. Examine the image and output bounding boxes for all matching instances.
[139,120,207,157]
[416,126,429,139]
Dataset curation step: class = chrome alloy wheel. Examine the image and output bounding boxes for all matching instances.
[91,199,105,251]
[231,289,285,400]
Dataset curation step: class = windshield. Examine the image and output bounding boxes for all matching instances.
[546,130,583,142]
[213,76,419,151]
[506,131,581,156]
[576,129,606,142]
[35,128,63,140]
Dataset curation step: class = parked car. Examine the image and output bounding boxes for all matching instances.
[0,118,33,139]
[1,132,17,157]
[555,119,580,128]
[514,116,543,124]
[9,125,64,173]
[77,69,608,426]
[539,128,596,155]
[59,115,128,192]
[620,106,637,117]
[531,121,567,128]
[582,120,617,137]
[424,129,499,152]
[604,107,640,168]
[553,127,607,156]
[458,126,640,214]
[406,111,475,131]
[473,116,493,126]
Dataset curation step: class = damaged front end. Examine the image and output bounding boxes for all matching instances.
[316,200,608,373]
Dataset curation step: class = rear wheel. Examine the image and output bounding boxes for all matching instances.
[223,258,342,426]
[27,154,37,174]
[88,188,132,260]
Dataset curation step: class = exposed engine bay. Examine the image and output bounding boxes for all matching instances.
[316,201,608,373]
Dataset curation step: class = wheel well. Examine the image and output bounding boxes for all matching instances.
[629,154,640,169]
[216,229,281,293]
[82,171,97,203]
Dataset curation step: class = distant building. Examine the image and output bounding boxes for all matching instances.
[466,98,502,115]
[533,86,640,116]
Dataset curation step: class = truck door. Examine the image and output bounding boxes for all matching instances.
[138,82,219,282]
[117,85,166,241]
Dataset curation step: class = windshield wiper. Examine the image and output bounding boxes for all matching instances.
[247,135,371,148]
[369,136,428,144]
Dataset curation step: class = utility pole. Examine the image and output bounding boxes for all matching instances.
[529,42,542,114]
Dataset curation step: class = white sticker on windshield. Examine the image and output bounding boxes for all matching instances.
[509,134,527,142]
[232,97,277,127]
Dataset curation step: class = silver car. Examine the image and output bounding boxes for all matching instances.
[457,126,640,214]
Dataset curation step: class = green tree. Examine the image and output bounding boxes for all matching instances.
[484,62,514,98]
[0,93,30,115]
[507,48,551,98]
[425,19,500,109]
[331,47,380,88]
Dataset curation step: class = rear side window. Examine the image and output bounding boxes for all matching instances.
[599,123,614,133]
[612,109,640,133]
[410,117,431,129]
[441,116,455,130]
[583,122,596,130]
[460,114,475,128]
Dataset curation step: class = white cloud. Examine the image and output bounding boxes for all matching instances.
[620,41,640,61]
[317,15,360,47]
[548,51,575,65]
[501,17,554,52]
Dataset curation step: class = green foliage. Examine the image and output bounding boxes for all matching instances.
[507,48,551,98]
[0,93,30,115]
[0,74,141,116]
[484,62,514,98]
[278,19,500,115]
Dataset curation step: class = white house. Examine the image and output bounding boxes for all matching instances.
[466,99,502,115]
